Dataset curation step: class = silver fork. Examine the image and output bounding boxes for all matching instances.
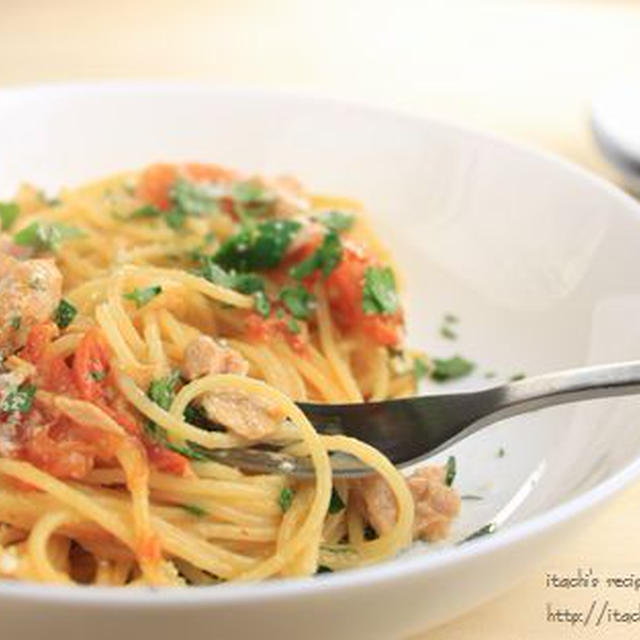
[198,361,640,477]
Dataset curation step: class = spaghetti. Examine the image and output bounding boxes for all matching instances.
[0,163,459,586]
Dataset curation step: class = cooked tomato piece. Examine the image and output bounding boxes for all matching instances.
[144,442,191,476]
[22,322,58,364]
[136,164,177,210]
[73,329,111,403]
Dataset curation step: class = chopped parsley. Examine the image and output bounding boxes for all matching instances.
[1,383,36,414]
[444,313,458,324]
[180,503,209,517]
[148,371,181,411]
[128,204,162,219]
[279,285,315,320]
[0,202,19,231]
[510,372,526,382]
[165,207,187,230]
[123,285,162,309]
[9,315,21,331]
[170,179,216,218]
[328,488,345,514]
[183,403,211,429]
[13,221,84,252]
[430,355,474,382]
[445,455,456,486]
[316,210,354,233]
[413,356,429,381]
[253,291,271,318]
[53,299,77,329]
[497,447,505,458]
[316,565,333,574]
[440,325,457,340]
[231,180,275,218]
[278,487,295,512]
[362,266,398,315]
[196,259,271,317]
[289,229,342,279]
[215,219,301,272]
[90,370,106,382]
[287,317,300,334]
[145,373,209,461]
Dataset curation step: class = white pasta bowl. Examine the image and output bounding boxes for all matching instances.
[1,83,640,640]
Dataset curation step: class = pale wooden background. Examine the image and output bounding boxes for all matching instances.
[1,1,639,637]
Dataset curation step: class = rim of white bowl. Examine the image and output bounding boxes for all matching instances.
[1,81,640,607]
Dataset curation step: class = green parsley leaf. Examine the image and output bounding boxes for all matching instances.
[316,210,354,233]
[53,299,77,329]
[445,455,456,486]
[170,178,217,218]
[444,313,458,324]
[232,273,267,295]
[165,438,208,461]
[279,285,315,320]
[362,266,398,315]
[183,403,212,429]
[13,221,84,252]
[230,180,276,219]
[430,355,474,382]
[148,371,181,411]
[328,488,345,514]
[510,372,526,382]
[316,565,333,574]
[413,356,429,381]
[440,325,457,340]
[90,370,106,382]
[196,260,234,288]
[165,207,187,230]
[497,447,505,458]
[180,503,209,517]
[253,291,271,318]
[214,219,301,272]
[123,285,162,309]
[9,315,21,331]
[145,373,209,461]
[231,180,274,205]
[278,487,295,512]
[289,229,342,280]
[0,202,19,231]
[287,317,300,334]
[196,260,271,315]
[128,204,162,219]
[1,383,36,414]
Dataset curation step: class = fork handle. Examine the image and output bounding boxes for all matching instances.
[495,360,640,417]
[412,360,640,463]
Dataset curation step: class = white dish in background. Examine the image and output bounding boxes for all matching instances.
[1,83,640,640]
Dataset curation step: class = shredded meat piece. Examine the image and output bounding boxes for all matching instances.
[353,464,460,542]
[0,371,26,456]
[353,474,398,536]
[181,336,278,440]
[181,335,249,380]
[201,390,281,440]
[0,254,62,355]
[271,175,311,217]
[407,466,461,542]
